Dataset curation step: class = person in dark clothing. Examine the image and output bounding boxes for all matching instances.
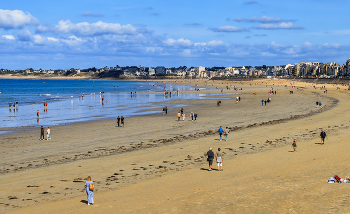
[207,148,214,171]
[320,129,326,144]
[194,112,197,120]
[117,116,120,127]
[121,116,124,127]
[39,126,45,140]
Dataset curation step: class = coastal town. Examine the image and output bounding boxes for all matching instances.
[2,58,350,79]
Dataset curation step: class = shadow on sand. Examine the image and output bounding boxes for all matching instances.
[80,200,88,204]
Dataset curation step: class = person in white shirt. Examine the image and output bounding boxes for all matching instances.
[46,127,51,140]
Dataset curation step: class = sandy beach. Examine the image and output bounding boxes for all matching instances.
[2,78,350,213]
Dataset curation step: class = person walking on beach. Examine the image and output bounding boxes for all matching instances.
[177,112,181,121]
[320,129,326,144]
[165,106,168,114]
[84,176,94,205]
[261,100,264,106]
[191,112,194,121]
[316,101,319,108]
[194,112,197,121]
[117,116,120,127]
[39,126,44,140]
[215,148,223,171]
[218,126,223,141]
[224,127,229,141]
[182,112,185,121]
[121,116,124,127]
[37,110,39,117]
[207,148,214,171]
[46,127,51,140]
[292,140,297,152]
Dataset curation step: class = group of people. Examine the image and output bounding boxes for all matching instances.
[261,97,271,106]
[162,106,168,114]
[39,126,51,140]
[117,116,125,127]
[177,108,197,121]
[9,102,19,111]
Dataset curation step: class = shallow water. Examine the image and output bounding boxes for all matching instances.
[0,79,241,130]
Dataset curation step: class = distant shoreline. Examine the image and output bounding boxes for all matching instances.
[1,74,350,85]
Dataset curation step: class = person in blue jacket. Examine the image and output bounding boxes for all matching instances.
[218,126,223,141]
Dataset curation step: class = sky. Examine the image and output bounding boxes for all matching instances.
[1,0,350,70]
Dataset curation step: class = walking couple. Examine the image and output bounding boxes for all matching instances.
[218,126,230,141]
[206,147,223,171]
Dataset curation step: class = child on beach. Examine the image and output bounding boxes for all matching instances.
[177,112,181,121]
[292,140,297,152]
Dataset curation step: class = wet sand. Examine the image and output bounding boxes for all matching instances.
[2,79,350,213]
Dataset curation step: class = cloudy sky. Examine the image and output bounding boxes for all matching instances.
[1,0,350,69]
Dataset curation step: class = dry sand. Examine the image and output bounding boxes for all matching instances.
[2,78,350,213]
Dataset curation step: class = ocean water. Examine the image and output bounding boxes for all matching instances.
[0,79,239,132]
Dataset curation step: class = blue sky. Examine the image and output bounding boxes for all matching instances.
[1,0,350,69]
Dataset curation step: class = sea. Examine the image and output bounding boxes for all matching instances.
[0,79,238,133]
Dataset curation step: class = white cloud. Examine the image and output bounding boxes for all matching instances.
[323,43,341,48]
[194,42,206,46]
[33,35,47,45]
[211,26,248,32]
[0,9,39,29]
[2,35,15,40]
[17,29,33,41]
[146,47,163,53]
[36,20,137,36]
[181,49,191,57]
[61,36,85,46]
[47,37,59,42]
[207,40,225,46]
[164,38,192,46]
[235,16,284,23]
[253,22,303,29]
[261,52,276,57]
